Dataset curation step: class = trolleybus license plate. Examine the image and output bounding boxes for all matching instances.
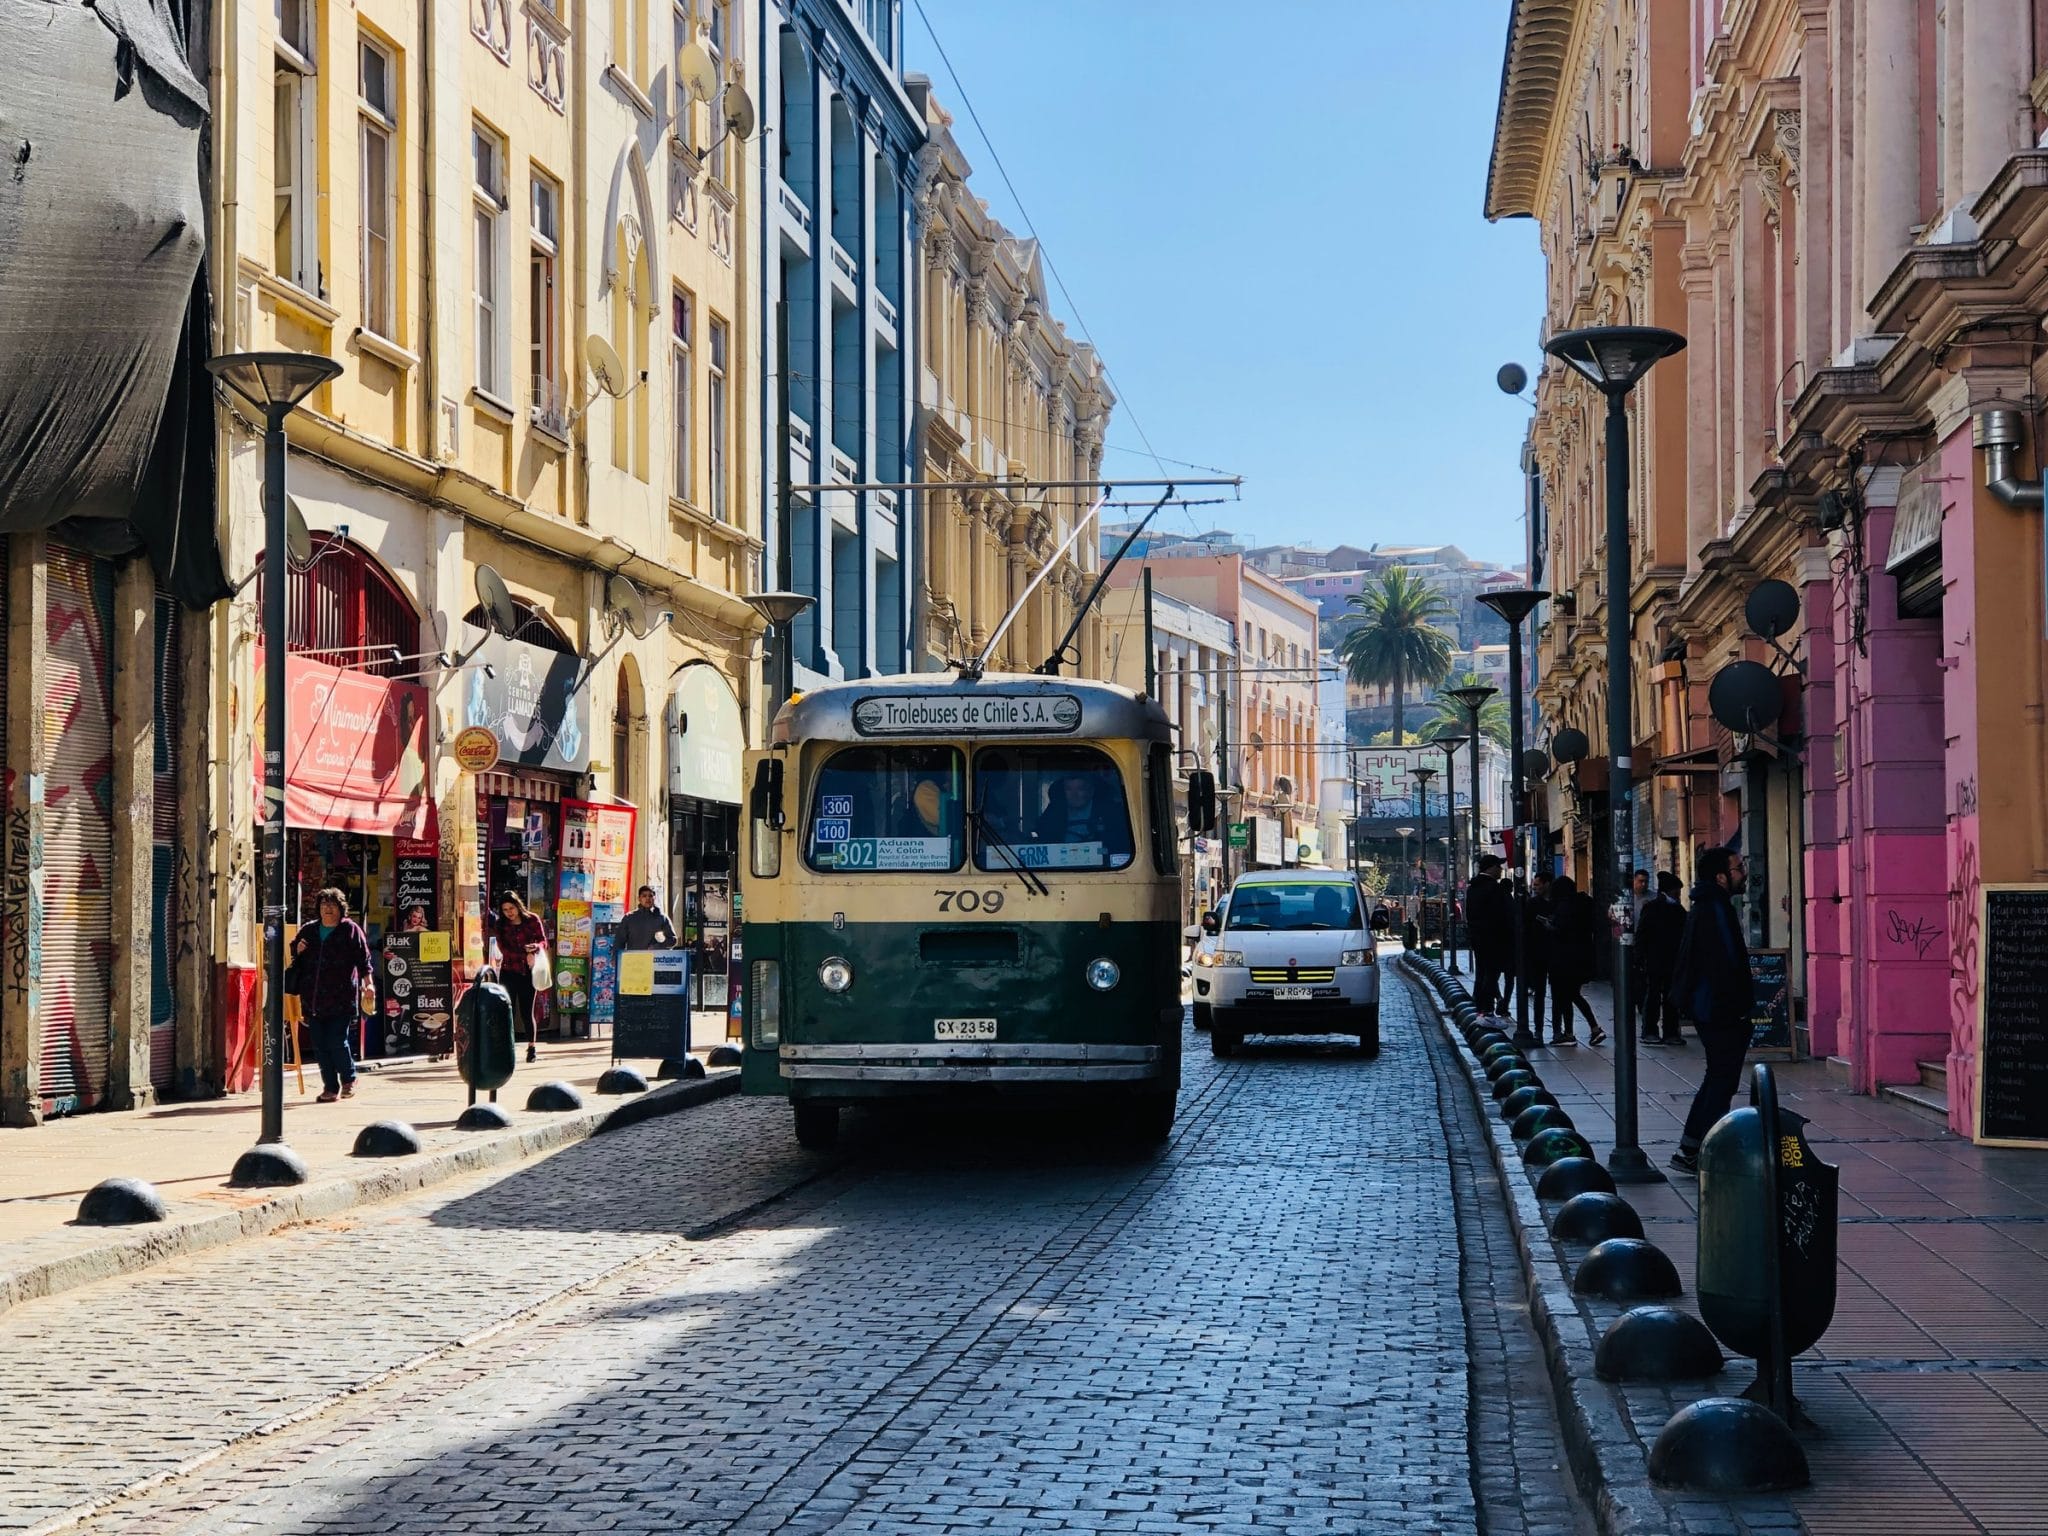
[1273,986,1314,1002]
[935,1018,997,1041]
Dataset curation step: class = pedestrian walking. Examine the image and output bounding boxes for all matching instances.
[1667,846,1755,1174]
[1521,870,1553,1032]
[1624,867,1652,1036]
[616,884,679,950]
[490,892,551,1064]
[1545,875,1605,1045]
[1635,870,1688,1047]
[1465,854,1513,1013]
[285,887,376,1103]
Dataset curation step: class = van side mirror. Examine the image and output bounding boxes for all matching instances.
[749,757,785,829]
[1186,769,1217,833]
[1200,910,1220,935]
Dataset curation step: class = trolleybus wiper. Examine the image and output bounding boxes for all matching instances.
[970,811,1050,898]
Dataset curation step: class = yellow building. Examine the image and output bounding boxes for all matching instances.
[914,88,1114,677]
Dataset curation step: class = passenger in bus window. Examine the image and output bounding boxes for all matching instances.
[896,776,950,839]
[1035,773,1120,849]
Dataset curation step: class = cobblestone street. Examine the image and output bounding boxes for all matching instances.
[2,975,1590,1536]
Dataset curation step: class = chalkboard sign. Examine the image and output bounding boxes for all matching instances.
[1976,886,2048,1147]
[1745,949,1793,1057]
[613,950,691,1062]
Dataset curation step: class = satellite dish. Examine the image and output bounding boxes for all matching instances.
[1744,578,1800,641]
[584,335,630,398]
[285,497,314,565]
[1552,728,1590,765]
[474,564,520,639]
[606,573,651,640]
[1708,660,1783,734]
[721,80,757,140]
[676,41,719,103]
[1521,749,1551,780]
[1497,362,1530,397]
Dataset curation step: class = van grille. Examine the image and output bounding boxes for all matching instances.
[1250,967,1336,984]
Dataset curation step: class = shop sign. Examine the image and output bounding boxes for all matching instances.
[393,836,439,929]
[282,658,432,837]
[1252,815,1283,867]
[851,691,1082,737]
[451,727,500,773]
[460,624,592,773]
[669,665,746,805]
[1885,457,1944,573]
[380,931,453,1056]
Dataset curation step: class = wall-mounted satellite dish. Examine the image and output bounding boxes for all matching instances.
[606,572,651,640]
[1497,362,1530,397]
[285,498,315,565]
[1521,748,1551,780]
[721,80,757,140]
[474,564,521,639]
[676,41,719,104]
[1708,660,1783,734]
[1552,728,1590,766]
[584,335,630,398]
[1744,578,1800,641]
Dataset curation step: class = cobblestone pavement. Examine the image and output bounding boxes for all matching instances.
[6,978,1593,1536]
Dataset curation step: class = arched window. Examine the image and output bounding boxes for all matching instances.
[256,535,421,677]
[462,597,577,654]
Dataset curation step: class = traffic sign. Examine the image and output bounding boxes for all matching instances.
[1228,822,1249,848]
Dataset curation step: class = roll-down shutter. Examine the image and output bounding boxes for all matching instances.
[150,589,180,1095]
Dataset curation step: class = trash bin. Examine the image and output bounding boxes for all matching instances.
[1697,1064,1838,1422]
[454,975,517,1096]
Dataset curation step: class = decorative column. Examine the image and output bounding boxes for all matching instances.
[1858,0,1919,322]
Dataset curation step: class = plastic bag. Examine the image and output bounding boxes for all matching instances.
[530,947,554,992]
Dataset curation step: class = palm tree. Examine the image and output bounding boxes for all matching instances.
[1338,567,1455,742]
[1425,672,1510,746]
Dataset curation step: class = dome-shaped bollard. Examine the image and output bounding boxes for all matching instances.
[1512,1104,1576,1142]
[456,1102,514,1131]
[1471,1027,1509,1050]
[1573,1237,1683,1302]
[1492,1069,1539,1103]
[526,1080,585,1112]
[706,1045,743,1068]
[1647,1397,1808,1493]
[596,1066,648,1095]
[1501,1084,1558,1120]
[1551,1190,1644,1245]
[1536,1155,1618,1202]
[1523,1126,1595,1167]
[1595,1306,1725,1383]
[229,1144,309,1188]
[1484,1053,1530,1083]
[1480,1041,1521,1068]
[351,1120,422,1158]
[76,1177,169,1225]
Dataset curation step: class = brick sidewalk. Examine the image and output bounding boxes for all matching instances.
[1507,978,2048,1536]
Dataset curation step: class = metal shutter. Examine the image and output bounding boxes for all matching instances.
[150,588,179,1095]
[40,545,116,1114]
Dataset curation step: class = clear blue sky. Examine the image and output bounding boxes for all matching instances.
[904,0,1543,570]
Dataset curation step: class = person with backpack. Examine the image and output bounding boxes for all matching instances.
[1667,846,1756,1174]
[285,886,377,1103]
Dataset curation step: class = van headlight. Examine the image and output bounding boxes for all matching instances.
[1085,957,1120,992]
[1341,948,1375,966]
[818,956,854,993]
[1211,950,1244,968]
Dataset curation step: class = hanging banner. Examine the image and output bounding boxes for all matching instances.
[278,657,433,836]
[459,623,592,773]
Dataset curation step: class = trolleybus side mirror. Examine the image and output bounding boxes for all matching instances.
[1187,769,1217,833]
[750,757,785,829]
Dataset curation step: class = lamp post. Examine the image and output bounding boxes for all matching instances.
[1395,826,1415,903]
[1543,323,1685,1185]
[1432,733,1468,972]
[207,351,343,1184]
[742,590,817,724]
[1478,590,1550,1052]
[1412,765,1437,939]
[1446,685,1497,882]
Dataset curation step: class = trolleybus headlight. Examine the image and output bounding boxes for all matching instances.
[818,956,855,993]
[1085,957,1120,992]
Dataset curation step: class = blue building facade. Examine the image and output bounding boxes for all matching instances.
[758,0,923,683]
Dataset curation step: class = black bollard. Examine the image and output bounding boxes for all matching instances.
[1512,1104,1575,1142]
[456,1102,514,1131]
[706,1045,743,1068]
[1551,1190,1643,1244]
[1573,1237,1683,1301]
[351,1120,422,1157]
[1493,1069,1539,1103]
[1537,1156,1617,1201]
[1501,1084,1559,1120]
[76,1177,169,1225]
[1647,1397,1808,1493]
[1596,1306,1725,1382]
[229,1145,310,1188]
[1523,1127,1596,1167]
[525,1081,585,1112]
[596,1066,649,1095]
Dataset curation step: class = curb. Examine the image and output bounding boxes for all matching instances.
[1396,955,1678,1536]
[0,1071,740,1320]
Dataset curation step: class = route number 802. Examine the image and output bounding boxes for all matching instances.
[936,889,1006,914]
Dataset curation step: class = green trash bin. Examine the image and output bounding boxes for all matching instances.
[454,976,517,1099]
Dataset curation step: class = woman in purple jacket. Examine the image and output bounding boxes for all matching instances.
[286,887,377,1102]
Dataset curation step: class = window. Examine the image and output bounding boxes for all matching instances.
[529,172,561,423]
[473,125,509,398]
[671,290,693,499]
[273,0,319,292]
[973,745,1134,873]
[706,0,725,61]
[358,38,396,338]
[612,0,647,86]
[806,746,966,872]
[1224,880,1361,933]
[708,316,729,520]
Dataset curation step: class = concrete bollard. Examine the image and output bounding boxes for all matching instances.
[1596,1306,1725,1383]
[1550,1190,1643,1245]
[456,1102,514,1131]
[526,1080,585,1112]
[1648,1397,1808,1492]
[596,1066,649,1095]
[76,1177,169,1225]
[1512,1104,1575,1143]
[1522,1127,1595,1167]
[229,1145,310,1188]
[351,1120,422,1157]
[1573,1237,1683,1302]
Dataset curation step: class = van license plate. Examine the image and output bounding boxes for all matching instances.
[935,1018,997,1041]
[1273,986,1314,1002]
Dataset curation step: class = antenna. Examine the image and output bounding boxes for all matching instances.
[475,564,521,638]
[584,335,631,399]
[606,572,652,640]
[675,41,718,106]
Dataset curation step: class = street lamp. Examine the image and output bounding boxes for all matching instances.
[1543,323,1685,1185]
[742,590,817,720]
[1395,826,1416,902]
[1432,733,1468,973]
[1477,589,1550,1053]
[1412,766,1437,935]
[207,350,343,1186]
[1446,684,1497,885]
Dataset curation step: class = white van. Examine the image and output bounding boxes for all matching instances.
[1191,869,1380,1058]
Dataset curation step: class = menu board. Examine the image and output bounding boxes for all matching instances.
[1976,886,2048,1147]
[381,931,454,1056]
[1745,949,1794,1057]
[393,836,439,930]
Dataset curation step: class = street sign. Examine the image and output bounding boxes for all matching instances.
[452,725,501,773]
[1227,822,1249,848]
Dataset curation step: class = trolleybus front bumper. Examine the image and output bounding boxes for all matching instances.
[778,1041,1165,1084]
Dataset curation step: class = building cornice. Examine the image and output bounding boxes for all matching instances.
[1484,0,1587,222]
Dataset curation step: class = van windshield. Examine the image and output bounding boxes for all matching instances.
[1225,883,1361,932]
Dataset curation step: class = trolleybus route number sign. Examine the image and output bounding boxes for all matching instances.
[852,693,1083,736]
[935,889,1005,913]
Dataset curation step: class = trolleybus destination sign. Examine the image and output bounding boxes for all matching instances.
[852,693,1084,736]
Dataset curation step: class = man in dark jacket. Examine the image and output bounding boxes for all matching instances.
[285,886,377,1102]
[1634,871,1687,1047]
[1521,870,1554,1033]
[1668,847,1755,1173]
[1465,854,1513,1013]
[616,885,678,950]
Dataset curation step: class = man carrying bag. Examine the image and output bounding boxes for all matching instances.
[1666,846,1755,1175]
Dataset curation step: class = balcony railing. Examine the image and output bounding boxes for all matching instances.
[778,181,812,235]
[830,240,858,286]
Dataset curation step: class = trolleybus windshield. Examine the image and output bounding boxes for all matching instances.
[806,745,966,872]
[973,745,1135,873]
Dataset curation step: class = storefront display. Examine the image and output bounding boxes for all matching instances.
[668,665,747,1012]
[556,799,637,1033]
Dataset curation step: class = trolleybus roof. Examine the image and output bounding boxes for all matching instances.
[771,671,1172,746]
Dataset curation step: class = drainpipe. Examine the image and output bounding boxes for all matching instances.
[1975,410,2045,509]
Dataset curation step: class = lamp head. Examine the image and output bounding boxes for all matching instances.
[207,350,343,413]
[1477,587,1550,626]
[1542,326,1685,395]
[743,590,816,628]
[1447,684,1498,712]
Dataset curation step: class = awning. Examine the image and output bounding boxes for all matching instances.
[1652,745,1722,777]
[280,657,434,837]
[478,770,568,803]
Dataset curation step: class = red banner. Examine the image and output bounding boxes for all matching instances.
[280,657,433,837]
